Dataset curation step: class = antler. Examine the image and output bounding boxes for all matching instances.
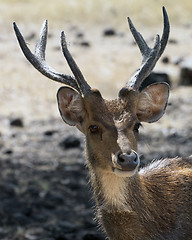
[13,20,91,96]
[126,6,170,91]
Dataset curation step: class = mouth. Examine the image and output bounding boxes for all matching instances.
[112,151,140,177]
[112,167,138,177]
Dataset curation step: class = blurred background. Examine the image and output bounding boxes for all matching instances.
[1,0,192,120]
[0,1,192,240]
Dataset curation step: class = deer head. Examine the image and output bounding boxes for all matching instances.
[13,7,169,178]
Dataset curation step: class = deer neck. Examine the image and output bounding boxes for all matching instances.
[87,159,147,212]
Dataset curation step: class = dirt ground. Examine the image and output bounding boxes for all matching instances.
[0,2,192,240]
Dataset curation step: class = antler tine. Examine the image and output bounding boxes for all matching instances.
[61,31,91,96]
[35,20,47,60]
[13,21,80,92]
[128,35,161,90]
[126,6,170,91]
[127,17,151,63]
[158,6,170,58]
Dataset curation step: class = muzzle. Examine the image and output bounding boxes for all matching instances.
[112,150,140,177]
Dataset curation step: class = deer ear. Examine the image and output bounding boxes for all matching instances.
[57,87,87,126]
[136,83,169,123]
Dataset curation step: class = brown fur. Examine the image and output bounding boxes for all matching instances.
[94,157,192,240]
[57,86,192,240]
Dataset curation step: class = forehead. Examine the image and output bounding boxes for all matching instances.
[105,98,138,125]
[105,99,130,119]
[84,89,138,125]
[86,97,137,126]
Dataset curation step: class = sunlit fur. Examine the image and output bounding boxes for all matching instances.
[94,157,192,240]
[57,87,192,240]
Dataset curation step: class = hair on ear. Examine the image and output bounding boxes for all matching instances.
[57,87,86,126]
[137,83,169,123]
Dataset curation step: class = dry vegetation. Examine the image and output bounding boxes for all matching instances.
[1,0,192,119]
[3,0,192,25]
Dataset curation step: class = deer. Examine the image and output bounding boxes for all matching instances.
[13,7,192,240]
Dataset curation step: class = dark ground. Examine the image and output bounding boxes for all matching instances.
[0,111,191,240]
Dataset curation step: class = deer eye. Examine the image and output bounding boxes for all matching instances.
[134,122,142,133]
[89,125,100,134]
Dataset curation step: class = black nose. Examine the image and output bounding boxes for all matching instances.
[117,151,139,171]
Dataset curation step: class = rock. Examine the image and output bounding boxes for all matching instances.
[53,46,61,51]
[83,233,105,240]
[48,33,53,38]
[44,130,58,136]
[13,212,30,225]
[58,221,77,233]
[180,67,192,85]
[169,38,178,44]
[103,28,116,37]
[25,32,36,41]
[0,183,16,198]
[76,32,84,38]
[3,149,13,155]
[80,41,91,47]
[139,72,171,91]
[59,135,81,149]
[10,117,24,127]
[162,56,169,64]
[55,236,68,240]
[179,59,192,85]
[173,57,183,65]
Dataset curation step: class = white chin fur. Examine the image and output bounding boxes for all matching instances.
[113,168,137,178]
